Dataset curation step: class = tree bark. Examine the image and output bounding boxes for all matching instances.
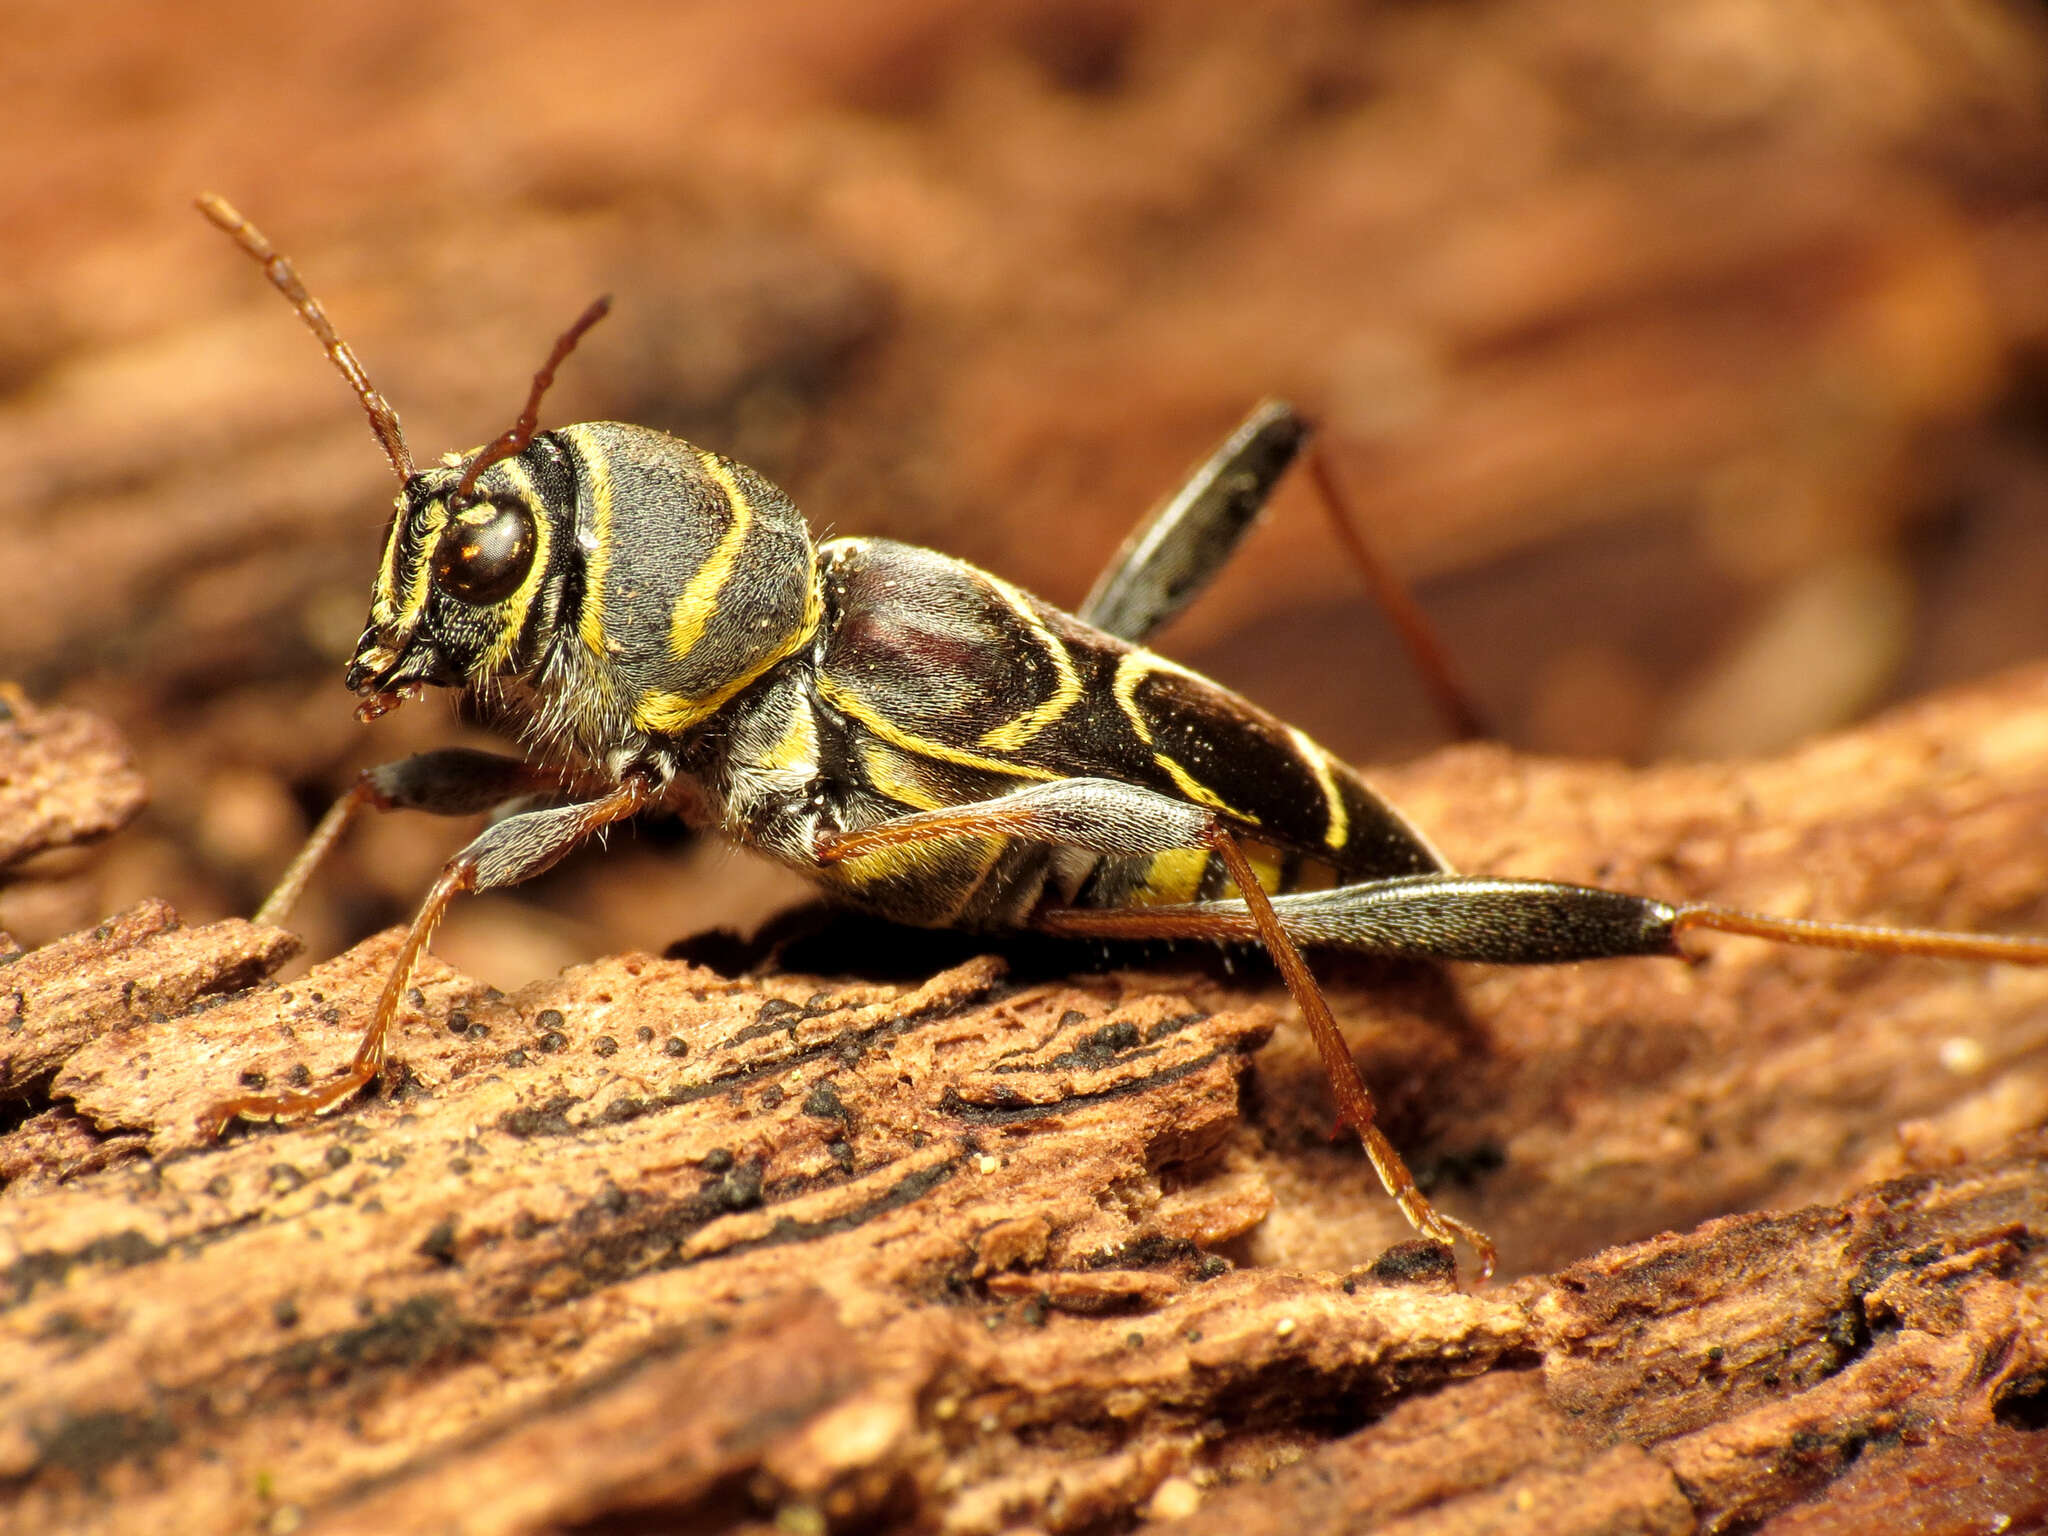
[4,668,2047,1534]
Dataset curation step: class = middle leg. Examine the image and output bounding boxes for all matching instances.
[815,777,1505,1276]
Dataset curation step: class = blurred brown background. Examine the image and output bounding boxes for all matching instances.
[6,0,2048,992]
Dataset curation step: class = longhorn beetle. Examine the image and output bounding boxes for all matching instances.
[196,194,2048,1279]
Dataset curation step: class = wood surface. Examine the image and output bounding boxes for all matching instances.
[4,669,2047,1534]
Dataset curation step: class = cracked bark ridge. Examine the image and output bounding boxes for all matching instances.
[2,901,298,1104]
[0,695,146,873]
[1173,1149,2048,1536]
[1,667,2047,1533]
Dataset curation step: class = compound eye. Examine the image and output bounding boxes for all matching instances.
[433,499,535,605]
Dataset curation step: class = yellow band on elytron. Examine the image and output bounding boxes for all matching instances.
[1288,726,1349,851]
[1110,651,1253,821]
[977,574,1082,752]
[817,674,1061,784]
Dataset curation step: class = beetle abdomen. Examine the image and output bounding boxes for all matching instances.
[810,537,1447,902]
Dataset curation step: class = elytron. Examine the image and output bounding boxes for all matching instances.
[197,194,2048,1278]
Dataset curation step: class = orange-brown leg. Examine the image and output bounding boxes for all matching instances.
[817,790,1498,1278]
[201,859,473,1136]
[202,775,653,1135]
[820,782,2048,1276]
[1206,825,1497,1277]
[255,749,553,930]
[253,776,384,930]
[1670,904,2048,964]
[1304,441,1489,743]
[1019,835,1497,1278]
[1074,398,1489,741]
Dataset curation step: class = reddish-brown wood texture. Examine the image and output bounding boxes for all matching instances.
[4,671,2047,1533]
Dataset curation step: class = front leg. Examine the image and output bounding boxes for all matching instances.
[205,775,655,1134]
[256,749,551,927]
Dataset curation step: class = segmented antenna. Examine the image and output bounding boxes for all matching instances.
[196,194,415,486]
[452,295,612,505]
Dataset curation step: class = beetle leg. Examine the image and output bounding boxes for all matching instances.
[815,777,1220,864]
[206,775,653,1135]
[1078,400,1307,643]
[819,779,2048,1272]
[1078,399,1486,739]
[1040,875,1688,964]
[1302,442,1488,740]
[256,749,553,927]
[1041,876,2048,969]
[816,780,1498,1278]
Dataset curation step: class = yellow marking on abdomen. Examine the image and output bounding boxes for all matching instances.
[1110,651,1256,823]
[977,574,1082,752]
[1131,848,1209,906]
[1219,839,1285,900]
[858,740,949,811]
[1288,726,1349,851]
[1291,858,1340,894]
[822,818,1006,892]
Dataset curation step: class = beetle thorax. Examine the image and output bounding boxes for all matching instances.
[344,423,821,762]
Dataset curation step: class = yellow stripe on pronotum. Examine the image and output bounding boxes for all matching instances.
[633,572,823,735]
[633,453,825,735]
[559,424,615,660]
[667,452,753,662]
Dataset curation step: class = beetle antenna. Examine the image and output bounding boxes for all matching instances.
[196,194,415,486]
[452,295,611,505]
